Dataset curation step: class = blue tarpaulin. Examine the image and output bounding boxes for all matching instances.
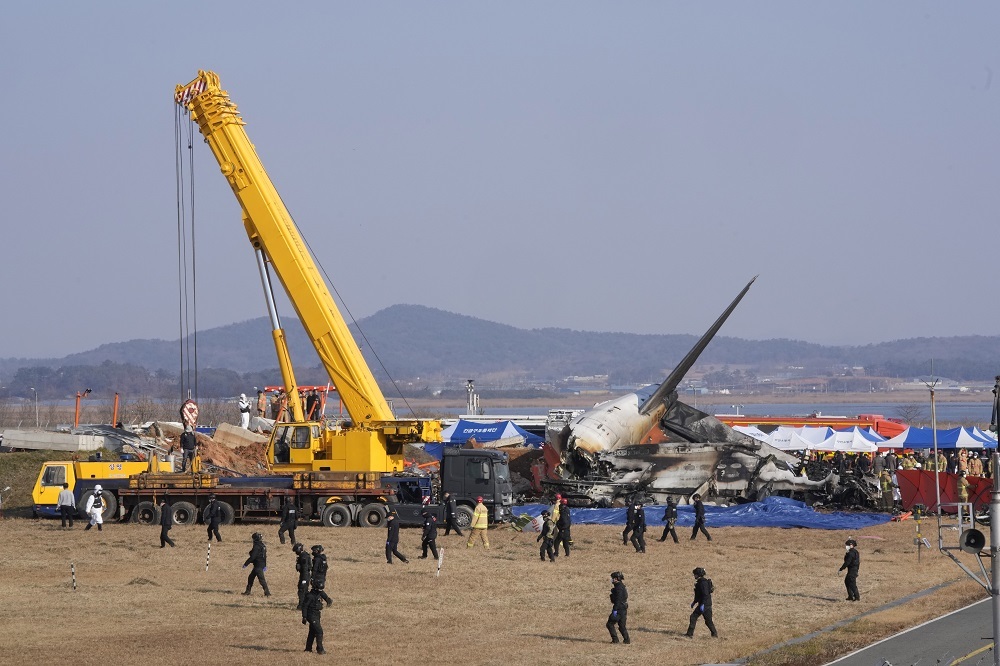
[515,497,891,531]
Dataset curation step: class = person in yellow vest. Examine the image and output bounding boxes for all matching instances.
[879,470,894,511]
[958,449,969,474]
[936,451,947,472]
[968,454,984,477]
[957,471,970,504]
[467,496,490,549]
[900,455,916,470]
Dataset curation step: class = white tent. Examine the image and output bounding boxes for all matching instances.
[810,426,886,453]
[765,426,816,451]
[732,425,771,443]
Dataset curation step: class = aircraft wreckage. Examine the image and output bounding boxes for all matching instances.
[545,277,833,507]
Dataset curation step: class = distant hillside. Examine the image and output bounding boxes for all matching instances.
[1,305,998,385]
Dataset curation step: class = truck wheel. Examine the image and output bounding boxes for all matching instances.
[171,501,198,526]
[131,501,159,525]
[321,503,351,528]
[359,503,387,528]
[215,501,236,525]
[455,505,474,529]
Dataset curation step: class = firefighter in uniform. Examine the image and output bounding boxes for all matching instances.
[242,532,271,596]
[301,585,326,654]
[606,571,630,644]
[537,510,556,562]
[294,543,312,610]
[554,498,572,557]
[467,496,489,549]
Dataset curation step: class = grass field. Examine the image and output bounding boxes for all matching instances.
[0,513,987,665]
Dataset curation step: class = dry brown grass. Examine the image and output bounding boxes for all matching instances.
[0,517,987,665]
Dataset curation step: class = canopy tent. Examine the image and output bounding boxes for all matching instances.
[439,419,543,447]
[732,425,771,443]
[809,426,886,453]
[883,427,996,449]
[763,426,817,451]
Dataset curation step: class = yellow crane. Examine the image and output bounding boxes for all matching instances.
[175,71,439,473]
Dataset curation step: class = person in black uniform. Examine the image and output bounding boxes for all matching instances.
[443,492,463,536]
[685,567,718,638]
[305,390,320,421]
[301,585,326,654]
[419,508,439,560]
[658,497,679,543]
[204,494,223,542]
[622,500,637,545]
[179,426,198,473]
[242,532,271,596]
[310,545,333,606]
[691,494,712,541]
[278,498,298,545]
[630,502,647,553]
[555,498,572,557]
[159,497,175,548]
[293,543,312,610]
[537,510,556,562]
[606,571,630,644]
[385,509,409,564]
[840,538,861,601]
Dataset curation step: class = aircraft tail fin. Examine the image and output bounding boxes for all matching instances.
[638,276,757,415]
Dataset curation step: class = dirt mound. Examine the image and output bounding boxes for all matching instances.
[199,437,268,476]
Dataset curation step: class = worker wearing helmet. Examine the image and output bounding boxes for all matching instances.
[537,510,556,562]
[467,496,489,550]
[84,485,105,532]
[293,543,311,611]
[555,498,572,557]
[840,539,861,601]
[242,532,271,597]
[685,567,717,638]
[310,545,332,606]
[606,571,630,644]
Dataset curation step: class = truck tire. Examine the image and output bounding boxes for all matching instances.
[171,501,198,526]
[131,501,159,525]
[215,500,236,525]
[455,505,474,529]
[359,503,387,528]
[321,503,351,528]
[77,490,118,521]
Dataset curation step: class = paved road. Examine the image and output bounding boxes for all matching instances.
[827,598,995,666]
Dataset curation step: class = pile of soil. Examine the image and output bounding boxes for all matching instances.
[198,437,268,476]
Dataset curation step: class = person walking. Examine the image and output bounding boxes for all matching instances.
[630,502,647,553]
[159,497,176,548]
[419,508,439,560]
[301,585,326,654]
[840,538,861,601]
[204,494,223,542]
[537,510,556,562]
[310,545,333,606]
[179,426,198,473]
[84,485,105,532]
[242,532,271,597]
[685,567,718,638]
[237,393,251,429]
[442,492,463,536]
[467,496,489,549]
[622,500,636,545]
[57,482,76,528]
[691,494,712,541]
[555,498,572,557]
[278,498,298,545]
[385,509,410,563]
[606,571,630,644]
[293,543,312,611]
[658,497,679,543]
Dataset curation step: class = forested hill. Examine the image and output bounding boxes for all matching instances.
[1,304,998,386]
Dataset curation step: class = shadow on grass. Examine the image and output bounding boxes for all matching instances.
[228,644,298,653]
[522,633,603,644]
[766,591,840,602]
[633,626,689,637]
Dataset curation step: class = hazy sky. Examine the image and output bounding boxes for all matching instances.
[2,2,997,360]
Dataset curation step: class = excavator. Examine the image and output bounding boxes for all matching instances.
[174,70,441,475]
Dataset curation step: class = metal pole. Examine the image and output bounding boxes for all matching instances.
[992,450,1000,666]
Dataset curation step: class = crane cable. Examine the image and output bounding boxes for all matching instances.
[174,103,199,402]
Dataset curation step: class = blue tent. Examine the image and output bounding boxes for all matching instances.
[884,426,996,449]
[439,419,543,446]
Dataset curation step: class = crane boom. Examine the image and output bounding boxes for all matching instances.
[175,71,437,473]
